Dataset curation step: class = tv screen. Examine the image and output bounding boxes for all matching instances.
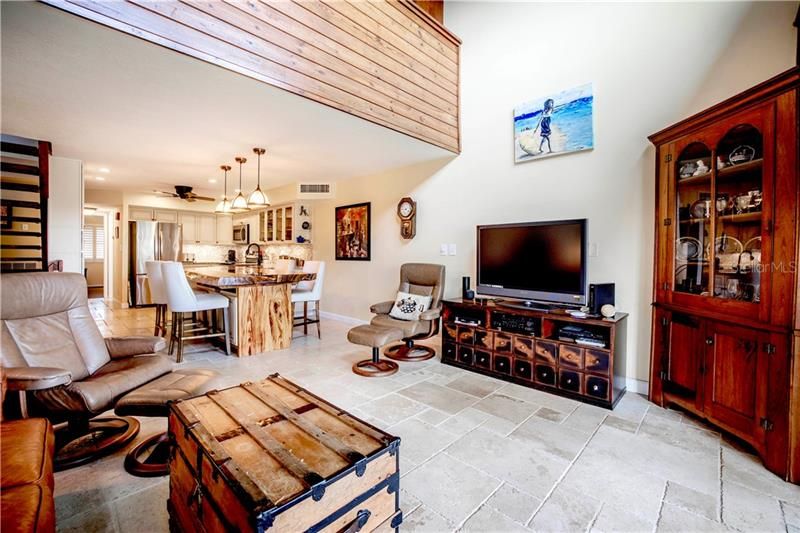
[477,219,587,304]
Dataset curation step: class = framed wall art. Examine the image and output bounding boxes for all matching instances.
[514,82,595,163]
[335,202,371,261]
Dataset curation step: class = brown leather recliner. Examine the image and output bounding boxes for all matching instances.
[369,263,445,361]
[1,272,172,469]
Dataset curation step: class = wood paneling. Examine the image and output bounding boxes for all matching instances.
[413,0,444,24]
[43,0,461,152]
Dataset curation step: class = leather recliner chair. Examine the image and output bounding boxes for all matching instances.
[1,272,173,469]
[369,263,445,361]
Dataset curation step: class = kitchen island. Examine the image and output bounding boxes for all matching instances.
[185,265,315,356]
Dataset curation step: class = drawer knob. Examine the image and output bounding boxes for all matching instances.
[592,385,599,391]
[566,378,572,384]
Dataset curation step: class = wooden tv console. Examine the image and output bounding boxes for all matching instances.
[441,299,628,409]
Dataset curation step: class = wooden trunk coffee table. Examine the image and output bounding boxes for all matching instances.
[168,374,402,532]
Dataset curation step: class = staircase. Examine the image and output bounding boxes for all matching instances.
[0,135,51,272]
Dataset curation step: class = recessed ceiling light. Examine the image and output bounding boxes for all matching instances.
[98,167,110,173]
[95,176,105,181]
[208,179,217,184]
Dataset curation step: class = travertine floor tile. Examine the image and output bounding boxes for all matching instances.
[403,453,501,525]
[387,418,458,464]
[484,483,541,525]
[590,502,653,533]
[529,484,601,533]
[462,504,530,532]
[402,505,455,532]
[722,481,785,532]
[445,373,504,398]
[657,503,730,532]
[396,381,478,414]
[445,428,569,499]
[664,480,719,522]
[357,393,427,426]
[509,415,590,461]
[472,393,539,424]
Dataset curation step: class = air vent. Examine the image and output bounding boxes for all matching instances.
[297,182,334,199]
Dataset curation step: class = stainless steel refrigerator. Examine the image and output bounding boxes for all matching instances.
[128,221,182,306]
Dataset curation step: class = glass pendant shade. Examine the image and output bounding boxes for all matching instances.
[248,147,270,206]
[229,156,250,212]
[215,165,232,213]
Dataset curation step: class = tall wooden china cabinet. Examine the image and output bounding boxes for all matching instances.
[648,68,799,483]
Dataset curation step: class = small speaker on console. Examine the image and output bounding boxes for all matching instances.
[589,283,615,316]
[462,276,473,300]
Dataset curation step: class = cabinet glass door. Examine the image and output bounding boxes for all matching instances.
[674,142,712,296]
[712,125,763,303]
[284,206,293,241]
[266,210,274,242]
[276,208,284,241]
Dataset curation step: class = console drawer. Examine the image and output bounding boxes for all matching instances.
[458,345,474,366]
[534,363,556,387]
[559,369,583,394]
[475,350,491,369]
[513,358,533,381]
[458,327,475,345]
[474,329,494,350]
[535,340,557,365]
[493,354,512,375]
[493,333,512,354]
[443,342,457,362]
[585,375,609,400]
[443,323,458,343]
[584,349,610,375]
[513,336,534,359]
[558,344,584,369]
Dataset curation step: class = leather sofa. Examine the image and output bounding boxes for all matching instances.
[0,371,56,533]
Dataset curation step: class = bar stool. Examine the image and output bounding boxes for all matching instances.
[145,260,168,336]
[161,262,231,363]
[291,260,325,338]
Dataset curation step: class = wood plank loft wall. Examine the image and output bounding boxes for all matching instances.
[42,0,461,153]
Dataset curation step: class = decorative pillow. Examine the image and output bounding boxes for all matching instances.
[389,291,432,321]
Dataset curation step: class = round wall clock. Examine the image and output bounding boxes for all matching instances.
[397,197,416,239]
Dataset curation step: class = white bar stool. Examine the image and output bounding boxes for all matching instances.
[145,260,168,336]
[292,260,325,338]
[161,261,231,362]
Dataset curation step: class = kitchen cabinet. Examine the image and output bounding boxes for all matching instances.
[215,214,233,244]
[178,212,216,244]
[129,206,178,223]
[262,203,311,243]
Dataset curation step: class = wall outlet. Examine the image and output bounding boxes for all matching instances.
[448,243,457,256]
[440,244,448,256]
[589,243,599,257]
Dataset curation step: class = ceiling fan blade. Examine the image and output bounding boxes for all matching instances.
[156,191,179,197]
[192,195,215,202]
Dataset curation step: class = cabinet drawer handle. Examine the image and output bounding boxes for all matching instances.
[592,384,599,391]
[706,337,714,345]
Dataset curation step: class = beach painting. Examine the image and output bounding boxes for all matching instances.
[514,83,594,163]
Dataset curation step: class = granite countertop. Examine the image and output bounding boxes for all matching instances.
[185,265,315,288]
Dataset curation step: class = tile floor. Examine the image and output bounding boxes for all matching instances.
[56,299,800,532]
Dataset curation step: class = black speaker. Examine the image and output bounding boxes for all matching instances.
[588,283,615,315]
[462,276,473,300]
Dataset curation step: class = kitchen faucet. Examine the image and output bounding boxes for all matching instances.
[245,243,263,265]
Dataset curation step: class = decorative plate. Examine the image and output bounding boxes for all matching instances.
[708,235,743,255]
[743,236,761,252]
[676,237,701,260]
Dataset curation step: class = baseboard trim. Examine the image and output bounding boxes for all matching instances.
[319,311,368,326]
[626,377,649,395]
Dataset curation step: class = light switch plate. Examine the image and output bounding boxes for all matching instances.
[440,244,448,256]
[448,243,457,256]
[589,243,599,257]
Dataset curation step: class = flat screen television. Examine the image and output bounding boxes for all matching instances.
[477,219,587,306]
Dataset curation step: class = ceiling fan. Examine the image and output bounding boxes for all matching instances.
[155,185,215,202]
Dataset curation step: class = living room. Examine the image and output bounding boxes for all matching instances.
[1,1,799,532]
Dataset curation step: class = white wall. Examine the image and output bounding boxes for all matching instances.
[299,1,797,383]
[48,156,83,273]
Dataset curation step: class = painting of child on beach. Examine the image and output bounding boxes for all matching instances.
[514,83,594,163]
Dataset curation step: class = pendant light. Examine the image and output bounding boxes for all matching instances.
[230,156,250,212]
[214,165,232,213]
[247,147,270,206]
